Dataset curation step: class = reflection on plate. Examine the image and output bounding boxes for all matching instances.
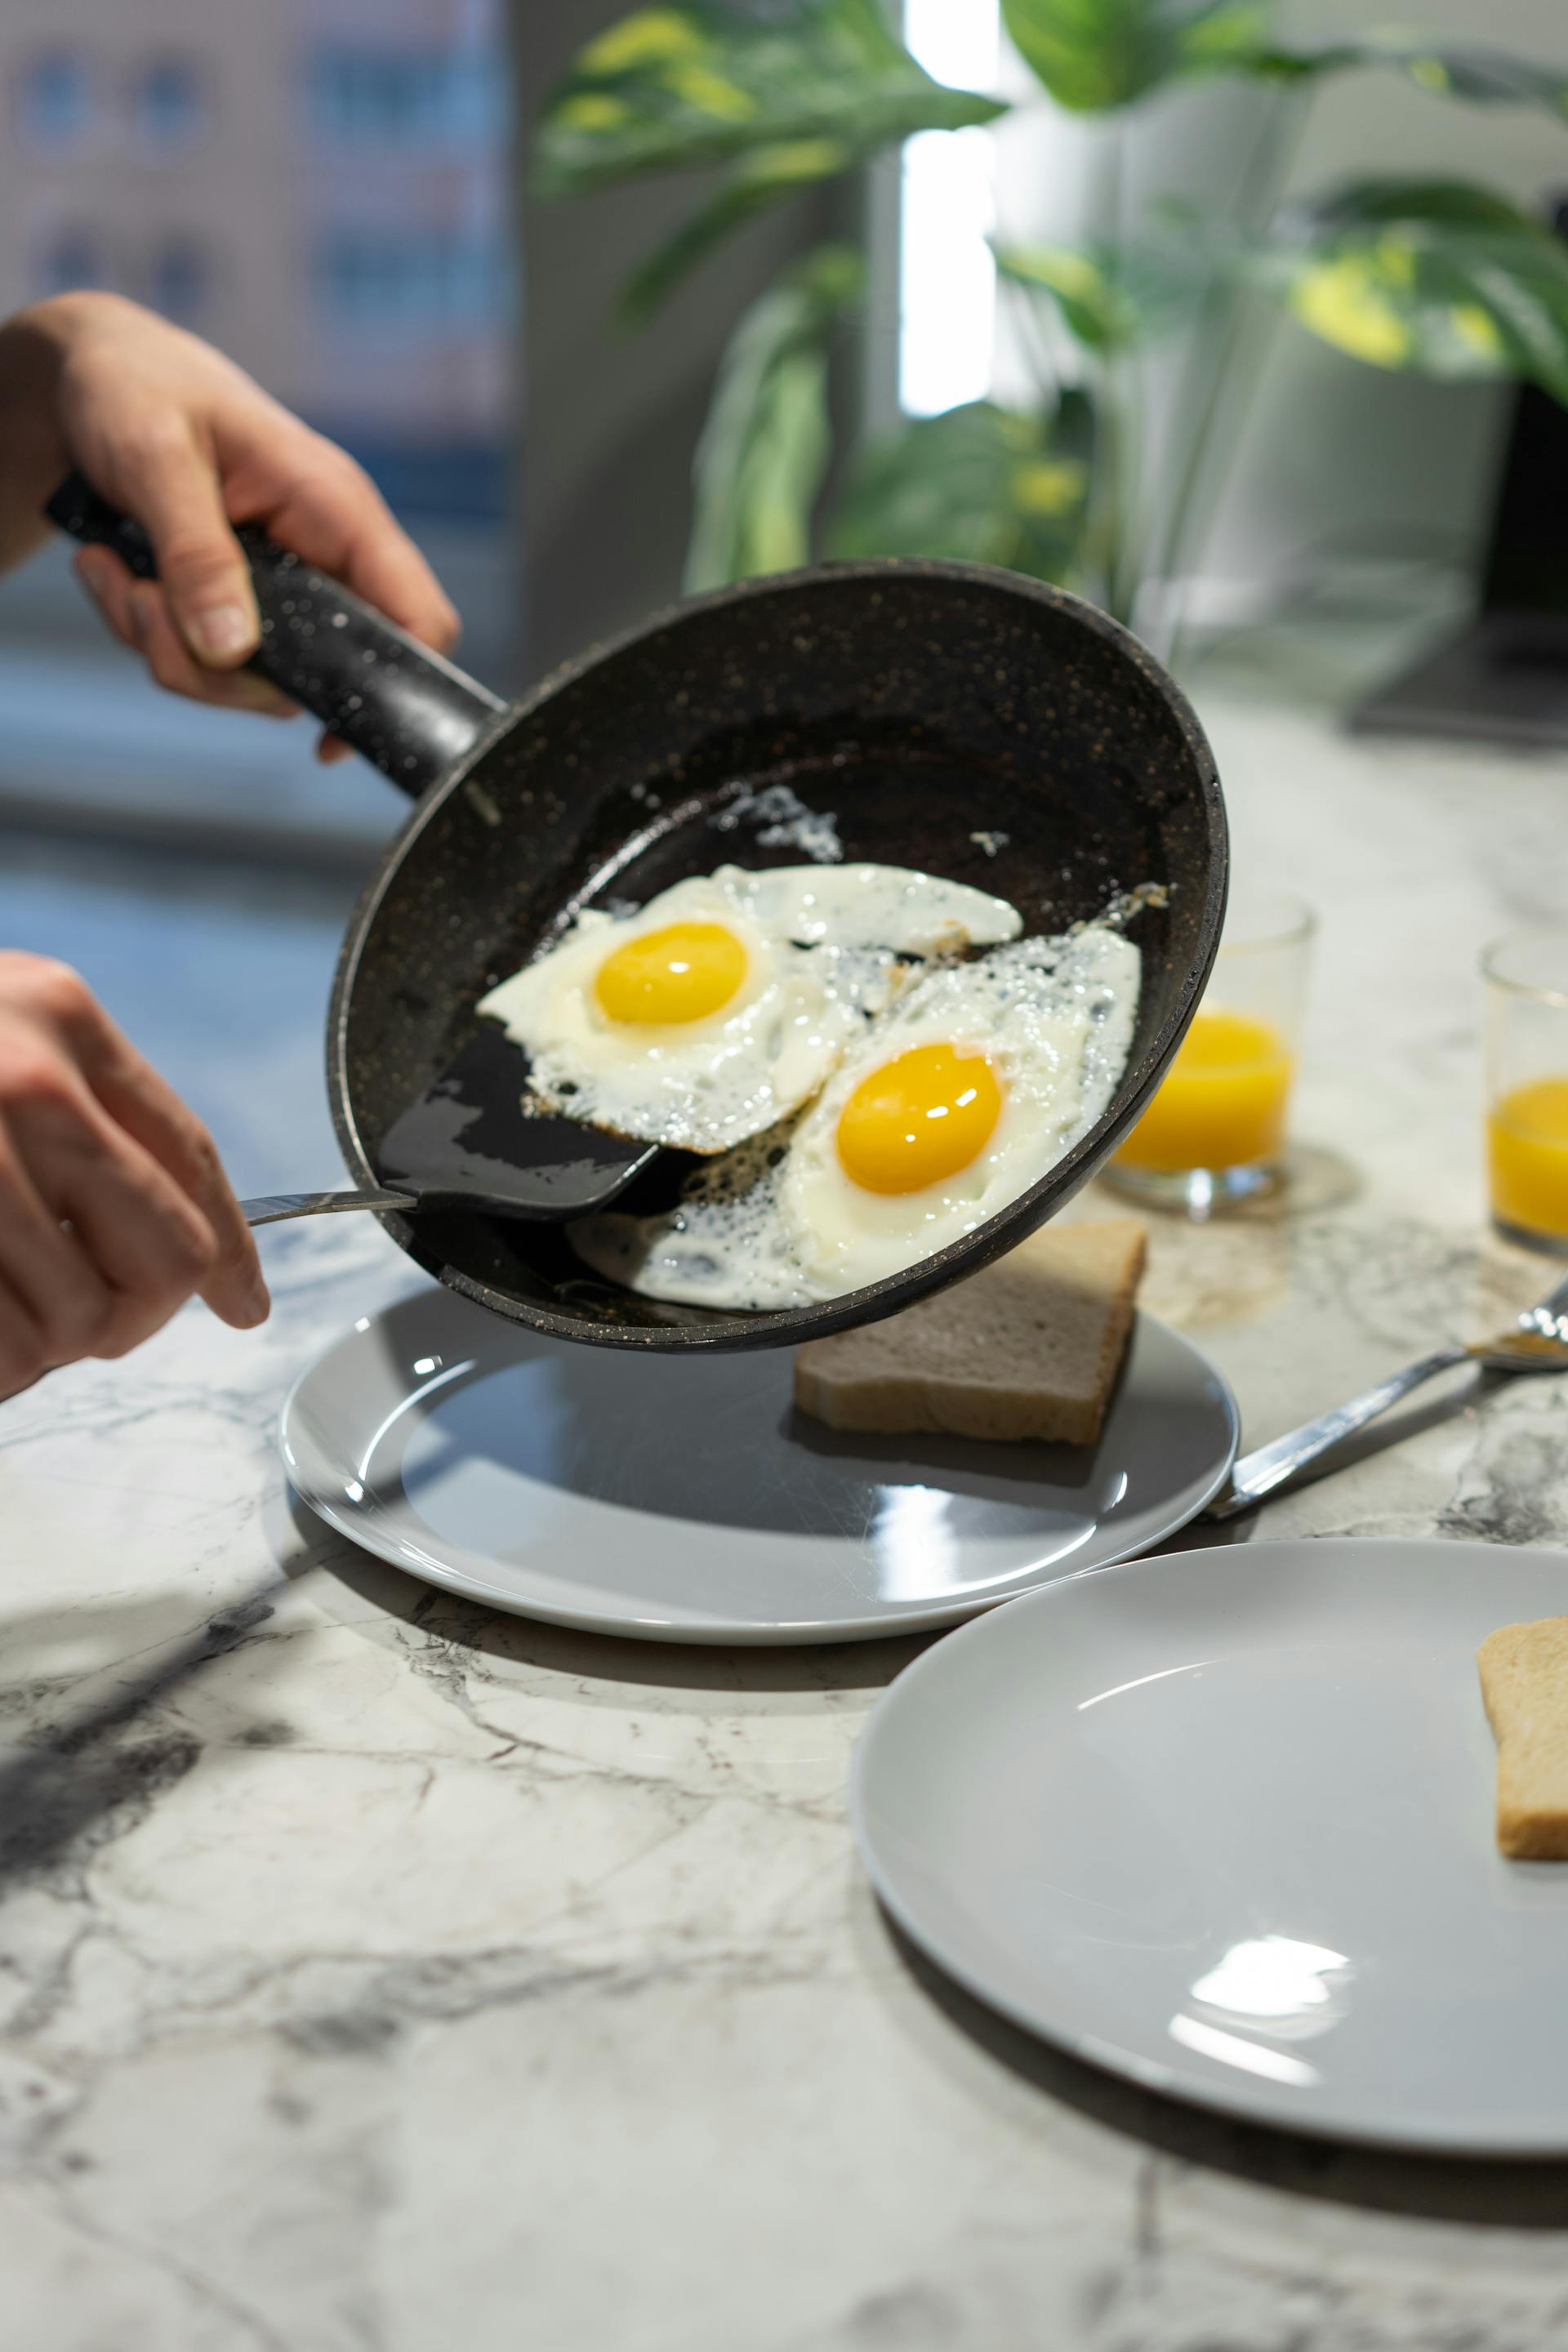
[280,1289,1236,1645]
[853,1536,1568,2151]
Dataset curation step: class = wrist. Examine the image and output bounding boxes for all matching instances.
[0,303,78,573]
[0,295,167,575]
[10,288,142,354]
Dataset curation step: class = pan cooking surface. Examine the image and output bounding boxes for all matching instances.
[329,563,1223,1350]
[479,744,1147,1245]
[358,743,1172,1340]
[549,742,1124,956]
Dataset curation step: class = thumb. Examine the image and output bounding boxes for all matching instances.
[109,424,259,669]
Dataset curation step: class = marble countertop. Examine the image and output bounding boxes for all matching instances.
[7,679,1568,2352]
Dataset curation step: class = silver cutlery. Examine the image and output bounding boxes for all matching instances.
[241,1190,419,1226]
[1204,1267,1568,1521]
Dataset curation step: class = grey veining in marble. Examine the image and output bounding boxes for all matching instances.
[7,667,1568,2349]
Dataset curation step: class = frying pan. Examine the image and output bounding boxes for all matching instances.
[50,480,1227,1353]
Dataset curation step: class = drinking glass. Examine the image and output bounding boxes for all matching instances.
[1106,887,1316,1215]
[1484,930,1568,1255]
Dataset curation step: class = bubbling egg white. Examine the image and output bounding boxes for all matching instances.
[476,862,1021,1156]
[569,924,1141,1310]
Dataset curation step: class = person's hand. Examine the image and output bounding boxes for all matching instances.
[0,292,459,760]
[0,951,267,1401]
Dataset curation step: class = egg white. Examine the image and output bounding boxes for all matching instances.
[569,924,1141,1308]
[780,929,1139,1294]
[477,863,1021,1156]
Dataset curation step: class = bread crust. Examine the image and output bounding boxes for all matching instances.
[1478,1617,1568,1858]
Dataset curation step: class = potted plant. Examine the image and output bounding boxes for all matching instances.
[532,2,1568,643]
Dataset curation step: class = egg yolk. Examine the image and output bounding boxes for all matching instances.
[835,1044,1003,1195]
[594,922,748,1025]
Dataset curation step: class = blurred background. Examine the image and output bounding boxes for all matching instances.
[2,0,1566,1194]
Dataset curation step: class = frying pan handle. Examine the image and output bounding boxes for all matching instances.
[46,470,506,799]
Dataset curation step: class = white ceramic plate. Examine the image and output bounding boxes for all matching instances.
[280,1287,1236,1645]
[853,1536,1568,2153]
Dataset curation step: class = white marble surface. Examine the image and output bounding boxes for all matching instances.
[8,679,1568,2350]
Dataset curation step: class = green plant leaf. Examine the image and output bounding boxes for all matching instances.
[827,394,1094,583]
[1263,180,1568,401]
[622,138,854,320]
[685,245,865,593]
[994,236,1212,351]
[1255,33,1568,122]
[534,1,1004,198]
[1000,0,1270,114]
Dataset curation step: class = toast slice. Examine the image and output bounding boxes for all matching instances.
[792,1218,1147,1447]
[1477,1616,1568,1858]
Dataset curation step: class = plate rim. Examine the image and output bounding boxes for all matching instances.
[850,1533,1568,2155]
[278,1298,1239,1647]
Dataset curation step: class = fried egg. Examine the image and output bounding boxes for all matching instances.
[569,924,1141,1308]
[477,863,1021,1155]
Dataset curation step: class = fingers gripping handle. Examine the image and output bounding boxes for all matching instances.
[47,470,506,800]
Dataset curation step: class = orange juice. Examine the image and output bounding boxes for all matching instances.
[1489,1077,1568,1238]
[1116,1009,1293,1174]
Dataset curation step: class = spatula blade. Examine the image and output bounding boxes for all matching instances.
[374,1022,657,1219]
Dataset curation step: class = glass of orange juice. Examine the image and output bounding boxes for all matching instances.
[1106,888,1316,1215]
[1485,932,1568,1255]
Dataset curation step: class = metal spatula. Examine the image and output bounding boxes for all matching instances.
[241,1022,657,1225]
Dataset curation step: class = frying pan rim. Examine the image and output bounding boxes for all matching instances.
[325,555,1227,1352]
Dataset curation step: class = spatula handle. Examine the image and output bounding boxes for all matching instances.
[242,1189,420,1227]
[47,470,505,799]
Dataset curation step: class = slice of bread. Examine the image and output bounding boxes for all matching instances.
[1477,1616,1568,1857]
[792,1218,1147,1447]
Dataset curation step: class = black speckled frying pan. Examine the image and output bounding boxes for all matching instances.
[48,476,1227,1353]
